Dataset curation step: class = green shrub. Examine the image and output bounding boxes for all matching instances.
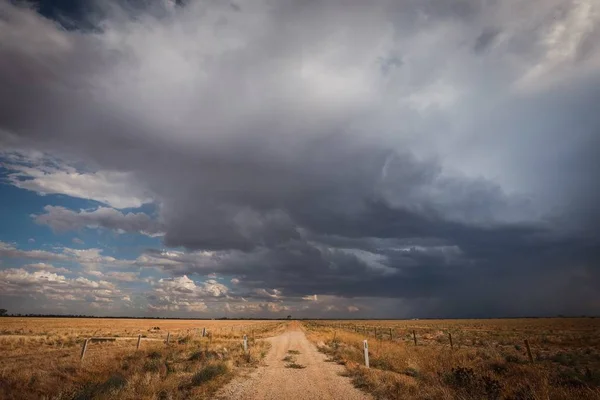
[178,336,192,345]
[72,374,127,400]
[189,351,205,361]
[285,362,306,369]
[191,363,229,386]
[143,360,161,373]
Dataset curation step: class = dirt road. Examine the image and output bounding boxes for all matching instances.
[215,327,371,400]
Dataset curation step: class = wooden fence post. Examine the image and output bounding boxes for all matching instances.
[363,340,370,368]
[524,339,534,362]
[413,330,417,346]
[166,332,170,345]
[449,332,453,349]
[136,334,142,350]
[389,328,393,340]
[80,338,89,361]
[374,327,377,339]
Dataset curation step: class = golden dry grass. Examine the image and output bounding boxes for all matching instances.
[304,319,600,400]
[0,317,277,339]
[0,318,285,400]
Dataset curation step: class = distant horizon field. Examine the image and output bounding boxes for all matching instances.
[0,314,600,321]
[1,318,599,399]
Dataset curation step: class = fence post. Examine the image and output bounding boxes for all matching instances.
[389,328,393,340]
[202,328,206,337]
[413,330,417,346]
[243,335,248,353]
[374,327,377,339]
[449,332,453,349]
[363,340,369,368]
[137,334,142,350]
[80,338,89,361]
[166,332,170,345]
[524,339,534,362]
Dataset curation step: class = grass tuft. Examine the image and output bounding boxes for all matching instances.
[285,362,306,369]
[190,362,229,386]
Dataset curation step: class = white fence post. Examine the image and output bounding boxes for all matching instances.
[80,338,89,361]
[243,335,248,353]
[363,340,369,368]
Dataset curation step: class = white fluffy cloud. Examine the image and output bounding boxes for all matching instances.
[154,275,228,297]
[2,154,152,209]
[0,241,69,262]
[34,205,164,237]
[0,241,137,278]
[0,268,124,305]
[147,275,229,312]
[104,271,139,282]
[23,262,70,274]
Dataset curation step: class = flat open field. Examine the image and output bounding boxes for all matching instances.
[1,318,599,399]
[0,317,279,340]
[305,318,600,399]
[0,318,284,400]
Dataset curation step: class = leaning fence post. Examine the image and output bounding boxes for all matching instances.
[243,335,248,353]
[136,334,142,350]
[449,332,453,349]
[80,338,89,361]
[413,330,417,346]
[524,339,534,362]
[363,340,370,368]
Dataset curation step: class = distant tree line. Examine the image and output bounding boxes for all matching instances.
[0,309,595,319]
[0,311,297,320]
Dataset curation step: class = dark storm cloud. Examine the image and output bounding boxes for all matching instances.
[474,28,500,54]
[1,0,599,317]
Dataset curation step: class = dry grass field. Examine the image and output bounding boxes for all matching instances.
[305,318,600,400]
[0,318,285,400]
[2,317,599,400]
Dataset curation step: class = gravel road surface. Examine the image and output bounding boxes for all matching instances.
[215,326,371,400]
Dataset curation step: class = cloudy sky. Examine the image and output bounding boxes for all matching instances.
[0,0,598,318]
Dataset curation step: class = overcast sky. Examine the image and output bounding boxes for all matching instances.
[0,0,598,318]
